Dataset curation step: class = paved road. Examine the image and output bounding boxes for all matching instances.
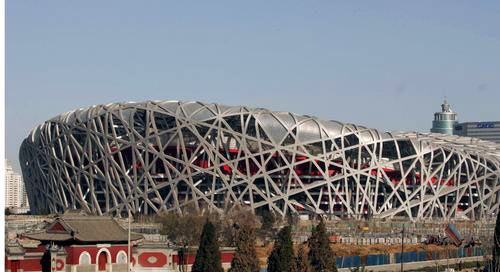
[338,256,484,271]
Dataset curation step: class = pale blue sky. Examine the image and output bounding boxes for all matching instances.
[6,1,500,171]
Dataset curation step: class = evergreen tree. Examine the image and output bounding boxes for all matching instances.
[229,224,260,272]
[267,226,294,272]
[308,219,337,272]
[192,220,224,272]
[260,210,276,232]
[291,244,311,272]
[493,211,500,271]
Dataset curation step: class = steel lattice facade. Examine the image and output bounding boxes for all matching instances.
[20,100,500,221]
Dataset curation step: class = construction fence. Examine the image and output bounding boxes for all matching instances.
[335,247,484,268]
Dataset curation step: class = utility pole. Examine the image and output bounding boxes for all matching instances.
[401,225,405,272]
[128,210,131,272]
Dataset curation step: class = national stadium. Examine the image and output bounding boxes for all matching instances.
[19,100,500,221]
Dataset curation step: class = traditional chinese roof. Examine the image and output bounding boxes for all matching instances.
[5,241,26,256]
[24,213,143,243]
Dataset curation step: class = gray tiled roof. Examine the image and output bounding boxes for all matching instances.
[25,214,142,243]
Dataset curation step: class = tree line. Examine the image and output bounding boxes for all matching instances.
[157,206,337,272]
[267,220,337,272]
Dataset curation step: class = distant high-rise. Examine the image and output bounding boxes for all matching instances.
[5,160,29,208]
[431,98,458,135]
[454,121,500,144]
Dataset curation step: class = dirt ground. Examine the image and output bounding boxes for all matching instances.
[329,243,457,256]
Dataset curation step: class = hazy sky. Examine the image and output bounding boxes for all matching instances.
[6,1,500,172]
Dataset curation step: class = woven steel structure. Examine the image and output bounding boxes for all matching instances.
[20,100,500,221]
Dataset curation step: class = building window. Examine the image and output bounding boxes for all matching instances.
[79,251,91,265]
[117,250,128,264]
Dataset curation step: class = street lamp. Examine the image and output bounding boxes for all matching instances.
[401,225,405,272]
[128,210,132,272]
